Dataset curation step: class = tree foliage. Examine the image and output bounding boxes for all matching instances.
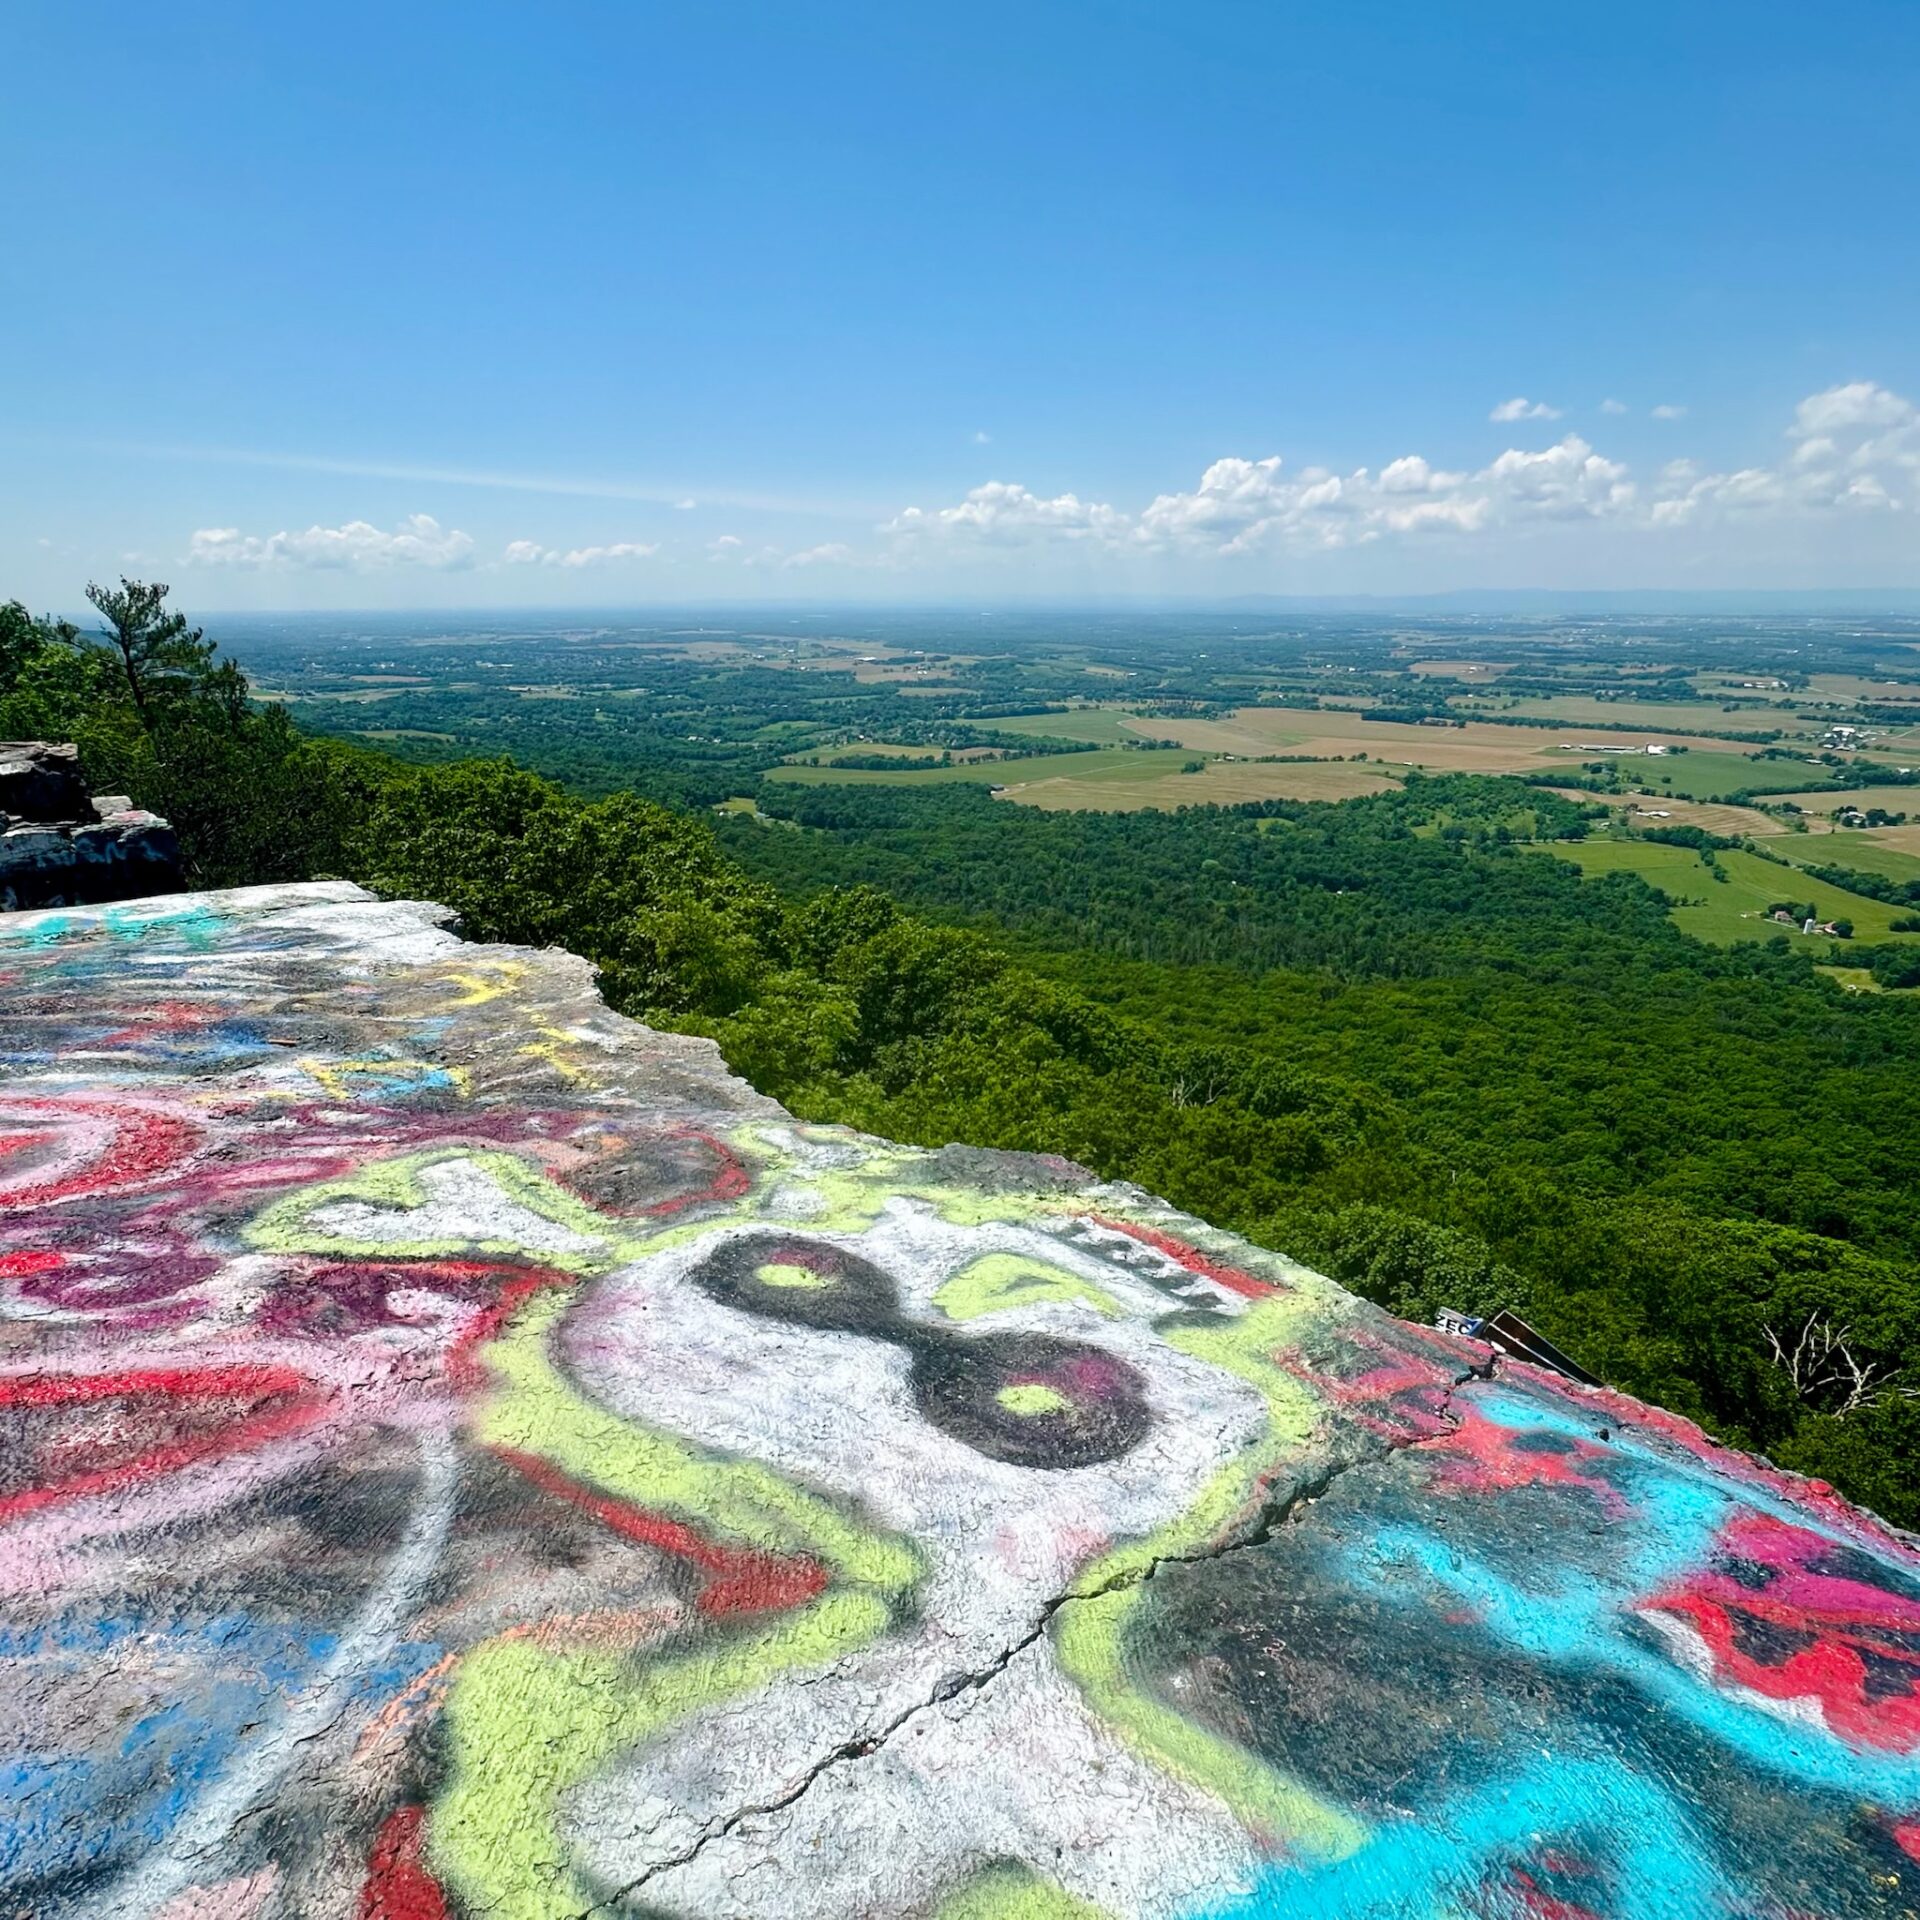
[0,586,326,886]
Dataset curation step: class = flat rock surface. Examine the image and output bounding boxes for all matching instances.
[3,883,1918,1920]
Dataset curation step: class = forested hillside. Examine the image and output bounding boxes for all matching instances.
[725,778,1920,1251]
[7,586,1919,1526]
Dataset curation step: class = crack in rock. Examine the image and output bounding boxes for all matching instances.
[584,1349,1495,1916]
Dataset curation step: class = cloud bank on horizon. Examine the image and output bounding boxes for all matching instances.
[174,381,1920,593]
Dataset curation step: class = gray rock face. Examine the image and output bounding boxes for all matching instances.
[0,738,183,910]
[0,739,90,819]
[2,882,1918,1920]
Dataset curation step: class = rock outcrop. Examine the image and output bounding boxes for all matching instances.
[3,882,1917,1919]
[0,740,182,911]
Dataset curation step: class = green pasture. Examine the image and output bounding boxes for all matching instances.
[764,743,1196,788]
[1629,751,1838,802]
[1778,834,1920,886]
[784,741,956,763]
[1541,839,1920,945]
[991,707,1144,745]
[1816,965,1920,995]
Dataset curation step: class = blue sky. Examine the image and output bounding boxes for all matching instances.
[6,0,1918,606]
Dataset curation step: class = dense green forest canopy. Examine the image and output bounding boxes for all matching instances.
[727,772,1920,1234]
[7,588,1920,1526]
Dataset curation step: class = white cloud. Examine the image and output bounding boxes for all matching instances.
[1600,398,1628,415]
[1794,380,1916,438]
[1482,436,1636,519]
[972,430,993,445]
[885,481,1130,547]
[1125,435,1629,557]
[1653,380,1917,525]
[1136,457,1290,545]
[674,498,698,510]
[1490,397,1563,422]
[1651,403,1688,421]
[1378,454,1468,494]
[505,538,659,568]
[1650,467,1784,525]
[1381,495,1493,534]
[885,433,1628,565]
[171,380,1920,593]
[879,380,1920,569]
[187,513,474,571]
[1788,382,1919,499]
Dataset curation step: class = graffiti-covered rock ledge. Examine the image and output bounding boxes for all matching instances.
[4,881,1919,1920]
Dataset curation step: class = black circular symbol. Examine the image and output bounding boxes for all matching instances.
[685,1233,1151,1470]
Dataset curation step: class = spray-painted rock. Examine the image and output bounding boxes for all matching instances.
[1,883,1916,1920]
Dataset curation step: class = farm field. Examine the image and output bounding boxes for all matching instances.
[1858,735,1920,763]
[1493,695,1809,733]
[993,708,1149,745]
[1542,840,1920,944]
[1775,833,1920,887]
[765,744,1196,789]
[1845,822,1920,856]
[1774,784,1920,816]
[266,684,414,705]
[810,701,1827,809]
[846,664,968,686]
[1816,966,1920,994]
[1611,795,1784,836]
[1102,703,1724,769]
[765,723,1404,811]
[785,741,996,763]
[1009,758,1401,811]
[1631,751,1837,801]
[1802,672,1920,703]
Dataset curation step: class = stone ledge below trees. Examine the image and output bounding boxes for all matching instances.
[0,738,182,911]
